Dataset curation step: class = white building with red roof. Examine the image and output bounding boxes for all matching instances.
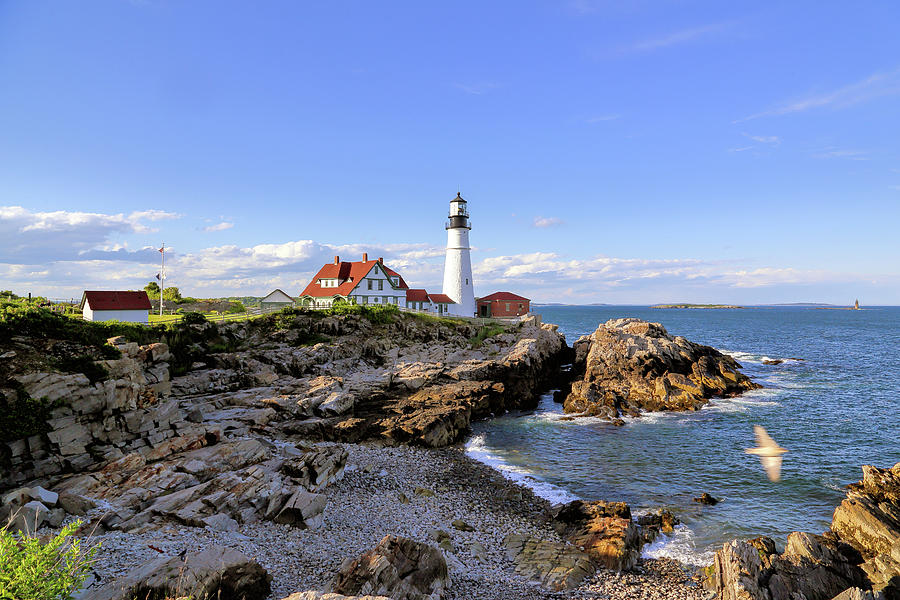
[298,253,456,315]
[80,291,152,323]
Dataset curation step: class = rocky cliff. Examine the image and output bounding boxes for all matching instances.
[709,462,900,600]
[563,318,759,422]
[1,310,566,490]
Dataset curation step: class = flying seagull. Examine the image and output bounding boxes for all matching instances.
[745,425,788,482]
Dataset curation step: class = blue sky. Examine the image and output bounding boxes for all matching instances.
[1,1,898,303]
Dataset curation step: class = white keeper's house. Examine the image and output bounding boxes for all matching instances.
[298,253,456,315]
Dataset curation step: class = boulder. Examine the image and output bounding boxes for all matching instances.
[503,533,595,591]
[273,489,327,529]
[564,318,759,419]
[329,535,448,600]
[80,544,270,600]
[694,492,720,505]
[551,499,642,571]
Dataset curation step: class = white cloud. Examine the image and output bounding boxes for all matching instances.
[621,22,731,54]
[737,67,900,122]
[0,206,180,263]
[203,222,234,232]
[533,216,564,228]
[586,114,621,123]
[812,148,868,160]
[743,133,780,145]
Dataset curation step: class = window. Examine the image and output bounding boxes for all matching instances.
[465,278,468,284]
[506,303,511,311]
[373,265,378,274]
[377,280,383,291]
[367,280,373,290]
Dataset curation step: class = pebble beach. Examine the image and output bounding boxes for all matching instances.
[83,442,708,599]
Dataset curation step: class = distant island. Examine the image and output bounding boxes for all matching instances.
[815,299,862,311]
[651,303,745,309]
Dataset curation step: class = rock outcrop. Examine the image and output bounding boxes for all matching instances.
[564,318,759,421]
[80,544,271,600]
[708,462,900,600]
[503,533,596,591]
[328,535,449,600]
[52,438,345,533]
[2,338,182,487]
[551,500,643,571]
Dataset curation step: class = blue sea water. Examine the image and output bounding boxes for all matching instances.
[466,305,899,565]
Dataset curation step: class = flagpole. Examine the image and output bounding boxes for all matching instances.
[160,243,165,316]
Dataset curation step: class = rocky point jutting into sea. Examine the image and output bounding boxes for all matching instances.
[1,309,897,600]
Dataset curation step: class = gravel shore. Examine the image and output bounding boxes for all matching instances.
[84,441,709,600]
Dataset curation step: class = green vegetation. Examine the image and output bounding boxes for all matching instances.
[51,355,109,384]
[0,386,56,444]
[407,312,459,327]
[328,303,399,324]
[0,520,100,600]
[470,324,506,348]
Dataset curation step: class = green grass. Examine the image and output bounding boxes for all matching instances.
[469,324,507,348]
[406,312,459,327]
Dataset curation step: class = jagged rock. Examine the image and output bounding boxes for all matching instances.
[80,544,270,600]
[503,533,596,590]
[29,485,59,506]
[832,589,886,600]
[281,445,348,491]
[710,533,870,600]
[831,463,900,599]
[551,499,642,571]
[273,489,326,529]
[637,509,680,544]
[282,592,391,600]
[564,318,759,419]
[329,535,448,600]
[8,500,51,534]
[695,492,720,505]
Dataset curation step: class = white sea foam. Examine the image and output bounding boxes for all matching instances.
[465,433,580,505]
[641,524,715,567]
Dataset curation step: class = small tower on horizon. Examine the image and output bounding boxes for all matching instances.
[854,299,860,310]
[442,192,476,317]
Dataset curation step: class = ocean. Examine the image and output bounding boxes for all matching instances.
[465,305,899,566]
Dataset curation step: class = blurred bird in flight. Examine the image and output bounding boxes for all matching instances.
[746,425,788,482]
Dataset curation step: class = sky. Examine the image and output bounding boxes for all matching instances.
[1,0,899,304]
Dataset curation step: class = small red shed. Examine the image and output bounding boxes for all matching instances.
[477,292,530,318]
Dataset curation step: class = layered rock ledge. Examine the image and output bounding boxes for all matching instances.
[563,318,760,422]
[709,461,900,600]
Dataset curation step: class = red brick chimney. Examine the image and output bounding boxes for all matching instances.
[362,252,368,262]
[378,257,383,264]
[334,255,340,264]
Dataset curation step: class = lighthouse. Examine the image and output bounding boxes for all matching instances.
[442,192,476,317]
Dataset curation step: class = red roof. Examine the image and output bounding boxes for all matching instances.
[406,289,430,302]
[299,259,410,298]
[81,291,152,311]
[428,293,455,304]
[478,291,530,303]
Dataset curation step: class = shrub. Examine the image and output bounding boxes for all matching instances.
[0,387,55,443]
[470,324,506,348]
[0,519,100,600]
[180,312,207,325]
[51,355,108,384]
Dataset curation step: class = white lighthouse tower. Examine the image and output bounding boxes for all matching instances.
[442,192,476,317]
